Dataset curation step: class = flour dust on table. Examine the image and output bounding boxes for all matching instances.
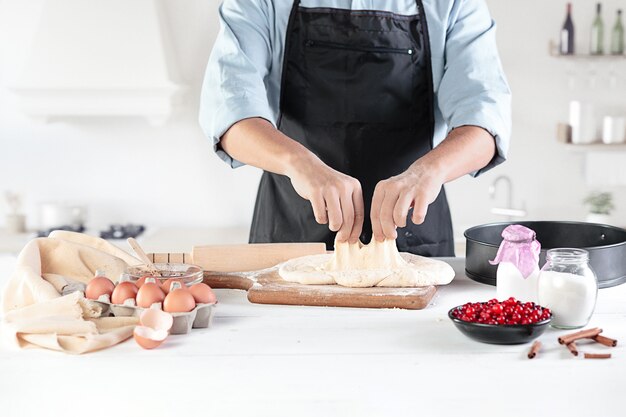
[279,238,455,288]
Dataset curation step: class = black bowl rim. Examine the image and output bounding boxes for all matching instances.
[464,221,626,251]
[447,306,552,328]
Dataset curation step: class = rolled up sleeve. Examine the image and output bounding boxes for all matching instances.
[199,0,275,168]
[437,0,512,176]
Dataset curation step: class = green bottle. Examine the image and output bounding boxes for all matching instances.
[611,10,624,55]
[590,3,604,55]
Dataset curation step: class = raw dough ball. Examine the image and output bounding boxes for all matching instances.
[278,254,335,285]
[278,238,454,288]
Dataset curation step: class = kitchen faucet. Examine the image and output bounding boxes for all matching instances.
[489,175,526,220]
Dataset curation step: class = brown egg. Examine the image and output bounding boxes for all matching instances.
[189,283,217,304]
[163,287,196,313]
[85,276,115,300]
[134,327,169,350]
[134,309,173,350]
[136,276,157,288]
[111,281,139,304]
[136,281,165,308]
[161,278,187,294]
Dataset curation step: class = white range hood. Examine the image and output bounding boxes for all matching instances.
[10,0,183,125]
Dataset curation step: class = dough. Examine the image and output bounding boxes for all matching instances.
[276,254,336,285]
[278,238,454,288]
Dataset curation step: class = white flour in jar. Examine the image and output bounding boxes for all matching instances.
[538,270,598,328]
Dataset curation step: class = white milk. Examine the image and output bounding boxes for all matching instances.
[538,270,598,328]
[496,262,540,303]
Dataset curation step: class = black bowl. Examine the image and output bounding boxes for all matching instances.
[448,307,551,345]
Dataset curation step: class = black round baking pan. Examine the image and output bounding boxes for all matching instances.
[464,221,626,289]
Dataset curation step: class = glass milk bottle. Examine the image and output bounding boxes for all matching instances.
[489,225,541,303]
[538,249,598,329]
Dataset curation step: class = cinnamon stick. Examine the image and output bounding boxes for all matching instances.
[558,328,602,345]
[566,341,579,356]
[527,341,542,359]
[592,335,618,347]
[584,353,611,359]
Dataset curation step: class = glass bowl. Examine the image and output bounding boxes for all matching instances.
[126,263,204,287]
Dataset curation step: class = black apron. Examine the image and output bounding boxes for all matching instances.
[249,0,455,257]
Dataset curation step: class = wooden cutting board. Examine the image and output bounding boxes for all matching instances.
[201,269,436,309]
[148,243,438,310]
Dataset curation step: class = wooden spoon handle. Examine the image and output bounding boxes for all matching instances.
[127,238,161,276]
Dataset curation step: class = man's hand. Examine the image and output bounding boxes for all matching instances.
[370,163,444,241]
[222,118,365,242]
[287,154,364,243]
[370,126,497,242]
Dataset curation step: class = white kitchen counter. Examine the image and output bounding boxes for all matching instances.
[1,258,624,417]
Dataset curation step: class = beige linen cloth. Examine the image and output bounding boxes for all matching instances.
[1,231,142,354]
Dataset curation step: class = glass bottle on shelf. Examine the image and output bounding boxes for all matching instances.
[590,3,604,55]
[611,9,624,55]
[560,2,575,55]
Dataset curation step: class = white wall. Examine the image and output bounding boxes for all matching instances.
[0,0,262,231]
[0,0,625,236]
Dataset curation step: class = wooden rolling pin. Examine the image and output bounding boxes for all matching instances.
[149,242,327,273]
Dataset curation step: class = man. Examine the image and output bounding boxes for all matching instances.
[200,0,511,257]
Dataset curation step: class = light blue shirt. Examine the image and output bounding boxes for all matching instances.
[200,0,512,176]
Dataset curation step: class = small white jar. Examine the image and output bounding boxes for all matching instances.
[496,262,540,303]
[490,225,541,303]
[538,248,598,329]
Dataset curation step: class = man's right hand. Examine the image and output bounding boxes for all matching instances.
[221,118,364,242]
[287,153,364,244]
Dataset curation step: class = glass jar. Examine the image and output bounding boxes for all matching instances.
[538,248,598,329]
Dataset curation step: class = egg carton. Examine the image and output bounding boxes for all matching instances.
[89,297,216,335]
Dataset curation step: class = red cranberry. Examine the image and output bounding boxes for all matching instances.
[455,299,550,325]
[505,297,517,306]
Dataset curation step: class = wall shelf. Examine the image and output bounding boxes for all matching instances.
[549,52,626,61]
[563,143,626,152]
[548,41,626,61]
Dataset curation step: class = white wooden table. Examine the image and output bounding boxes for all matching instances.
[1,258,624,417]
